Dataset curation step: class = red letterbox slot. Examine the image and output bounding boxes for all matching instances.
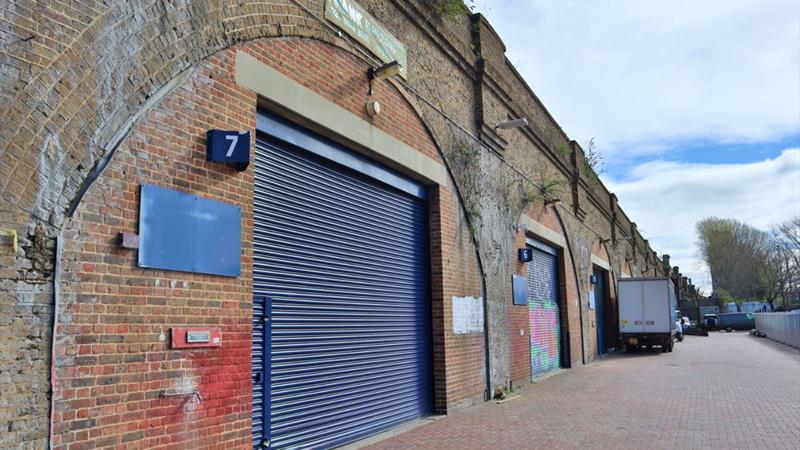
[171,327,222,349]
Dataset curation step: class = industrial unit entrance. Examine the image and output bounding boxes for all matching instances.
[525,239,566,378]
[592,266,617,355]
[251,111,433,449]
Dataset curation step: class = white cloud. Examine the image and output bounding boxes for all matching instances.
[473,0,800,157]
[603,149,800,293]
[469,1,800,292]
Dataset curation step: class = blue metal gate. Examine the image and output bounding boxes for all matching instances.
[252,112,433,449]
[252,295,269,446]
[593,267,606,355]
[527,242,562,377]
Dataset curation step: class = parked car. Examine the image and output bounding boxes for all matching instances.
[674,319,684,342]
[718,312,755,332]
[674,311,684,342]
[703,313,720,330]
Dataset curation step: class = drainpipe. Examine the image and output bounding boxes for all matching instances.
[480,278,491,400]
[48,232,62,449]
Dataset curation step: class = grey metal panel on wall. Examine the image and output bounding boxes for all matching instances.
[252,112,433,449]
[527,246,562,377]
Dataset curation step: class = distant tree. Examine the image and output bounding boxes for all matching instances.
[771,217,800,309]
[696,217,767,300]
[714,288,736,308]
[758,242,790,311]
[697,216,800,310]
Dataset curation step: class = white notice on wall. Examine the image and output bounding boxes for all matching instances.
[452,296,484,334]
[588,290,596,310]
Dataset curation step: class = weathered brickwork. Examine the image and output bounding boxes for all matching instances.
[0,1,671,448]
[53,48,257,450]
[47,36,487,448]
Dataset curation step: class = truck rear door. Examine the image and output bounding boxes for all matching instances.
[643,279,670,333]
[619,281,644,333]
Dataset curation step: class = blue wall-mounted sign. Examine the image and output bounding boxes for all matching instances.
[207,130,250,171]
[590,274,598,285]
[512,275,528,305]
[518,247,533,263]
[138,184,242,277]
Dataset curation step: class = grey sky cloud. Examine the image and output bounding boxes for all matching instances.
[473,0,800,156]
[472,1,800,293]
[604,149,800,293]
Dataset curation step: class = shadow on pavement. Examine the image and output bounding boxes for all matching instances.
[747,333,800,359]
[604,347,665,359]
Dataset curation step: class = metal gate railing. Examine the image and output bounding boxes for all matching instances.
[754,313,800,348]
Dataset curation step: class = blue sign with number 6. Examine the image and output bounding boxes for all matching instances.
[207,130,250,171]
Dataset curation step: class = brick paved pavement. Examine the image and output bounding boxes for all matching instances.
[360,333,800,450]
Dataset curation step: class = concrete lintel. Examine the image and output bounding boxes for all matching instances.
[590,254,611,271]
[519,214,566,249]
[234,51,447,186]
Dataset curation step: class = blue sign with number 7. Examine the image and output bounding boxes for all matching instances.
[207,130,250,171]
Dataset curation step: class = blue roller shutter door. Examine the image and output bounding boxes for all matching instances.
[527,244,562,377]
[252,117,432,449]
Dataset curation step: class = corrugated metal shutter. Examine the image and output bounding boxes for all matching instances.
[252,295,268,448]
[527,244,561,377]
[252,117,433,449]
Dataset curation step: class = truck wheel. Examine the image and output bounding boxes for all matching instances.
[625,345,636,352]
[725,326,733,333]
[661,346,667,353]
[677,334,684,342]
[667,342,673,352]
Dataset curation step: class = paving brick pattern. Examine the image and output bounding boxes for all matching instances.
[364,333,800,450]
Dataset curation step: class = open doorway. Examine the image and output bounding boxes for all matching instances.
[592,266,617,355]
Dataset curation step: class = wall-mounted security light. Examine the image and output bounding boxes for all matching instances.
[368,61,402,81]
[599,238,612,244]
[495,117,528,130]
[367,61,402,95]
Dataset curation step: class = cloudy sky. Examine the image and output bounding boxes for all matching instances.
[472,0,800,292]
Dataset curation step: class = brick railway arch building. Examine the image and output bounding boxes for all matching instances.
[0,1,676,448]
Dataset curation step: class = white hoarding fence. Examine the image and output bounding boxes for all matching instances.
[754,313,800,348]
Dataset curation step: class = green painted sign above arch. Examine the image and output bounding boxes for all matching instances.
[325,0,408,79]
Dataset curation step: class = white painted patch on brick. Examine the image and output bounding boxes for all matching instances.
[453,296,484,334]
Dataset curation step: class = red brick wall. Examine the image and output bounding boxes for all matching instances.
[55,47,257,450]
[436,189,485,409]
[509,230,530,387]
[54,37,485,448]
[244,39,441,162]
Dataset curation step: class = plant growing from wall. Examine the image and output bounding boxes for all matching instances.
[583,138,605,174]
[559,143,572,160]
[503,169,566,219]
[582,137,606,190]
[449,141,485,231]
[425,0,474,21]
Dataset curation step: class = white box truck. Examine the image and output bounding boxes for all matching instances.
[618,277,679,353]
